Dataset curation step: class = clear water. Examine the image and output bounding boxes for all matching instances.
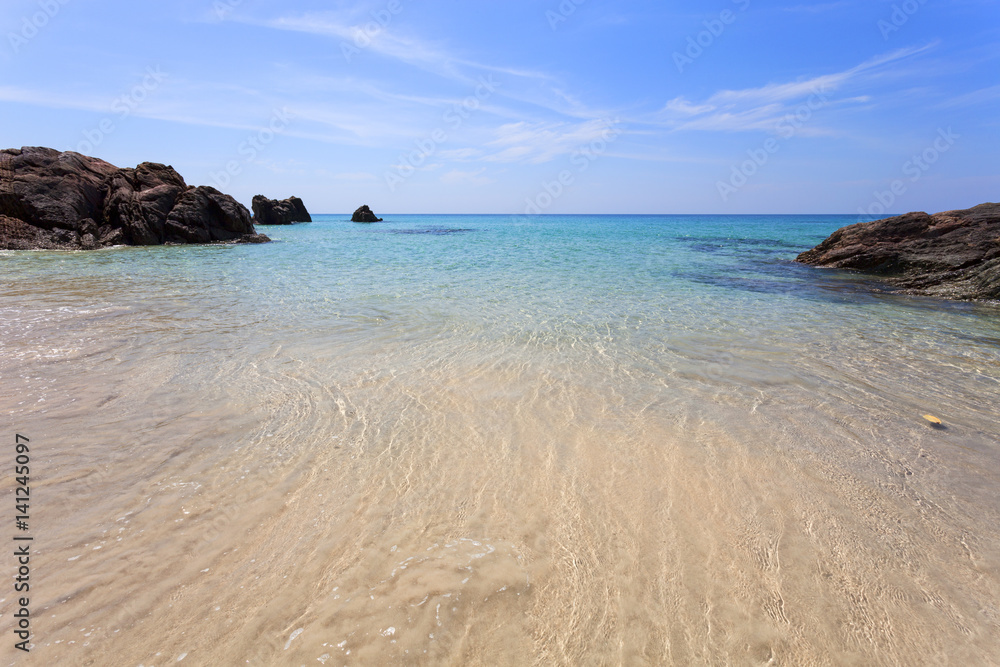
[2,215,999,665]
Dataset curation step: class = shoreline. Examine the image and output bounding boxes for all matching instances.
[2,214,999,663]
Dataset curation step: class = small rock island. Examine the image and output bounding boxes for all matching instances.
[251,195,312,225]
[796,202,1000,300]
[0,146,268,249]
[352,205,382,223]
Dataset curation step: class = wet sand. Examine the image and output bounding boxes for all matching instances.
[2,290,999,666]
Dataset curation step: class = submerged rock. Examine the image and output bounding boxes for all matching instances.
[351,204,382,223]
[796,202,1000,300]
[0,146,269,249]
[251,195,312,225]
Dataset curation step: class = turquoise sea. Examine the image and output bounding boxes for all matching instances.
[2,214,999,665]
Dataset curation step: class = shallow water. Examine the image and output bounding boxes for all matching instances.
[2,215,999,665]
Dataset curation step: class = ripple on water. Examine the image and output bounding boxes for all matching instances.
[311,538,529,660]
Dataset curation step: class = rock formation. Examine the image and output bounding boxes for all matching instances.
[251,195,311,225]
[0,146,269,249]
[796,203,1000,300]
[351,204,382,223]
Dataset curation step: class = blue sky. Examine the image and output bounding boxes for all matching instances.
[2,0,998,214]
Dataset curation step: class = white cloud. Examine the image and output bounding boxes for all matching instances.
[259,12,448,69]
[663,98,716,116]
[0,85,110,113]
[483,119,621,164]
[331,172,378,181]
[440,168,492,186]
[238,11,552,89]
[225,10,607,126]
[936,84,1000,109]
[438,148,483,160]
[656,43,937,134]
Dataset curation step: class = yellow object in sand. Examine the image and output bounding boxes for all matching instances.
[923,414,943,425]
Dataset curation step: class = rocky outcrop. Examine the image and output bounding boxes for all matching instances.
[0,146,269,249]
[251,195,311,225]
[796,203,1000,300]
[351,204,382,223]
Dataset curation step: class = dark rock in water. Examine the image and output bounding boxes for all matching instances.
[796,202,1000,300]
[0,146,269,250]
[251,195,312,225]
[351,204,382,223]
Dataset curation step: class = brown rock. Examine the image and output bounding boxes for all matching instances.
[796,203,1000,300]
[351,204,382,223]
[0,146,270,249]
[251,195,312,225]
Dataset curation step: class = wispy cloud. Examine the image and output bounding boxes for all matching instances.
[235,11,552,88]
[223,10,621,125]
[481,119,621,164]
[655,43,937,133]
[662,98,716,116]
[0,85,113,113]
[438,148,483,160]
[440,168,492,186]
[257,13,449,69]
[936,83,1000,109]
[0,80,404,148]
[330,172,378,182]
